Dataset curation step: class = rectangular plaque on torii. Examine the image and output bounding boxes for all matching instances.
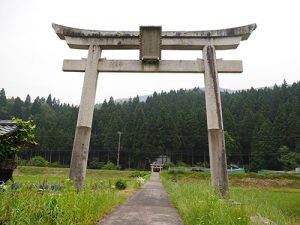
[53,23,256,197]
[139,26,161,63]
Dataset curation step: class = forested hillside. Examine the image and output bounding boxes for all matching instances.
[0,80,299,171]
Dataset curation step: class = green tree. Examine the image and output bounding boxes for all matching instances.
[224,131,240,163]
[46,94,53,107]
[25,94,31,106]
[0,118,37,165]
[178,110,197,165]
[12,97,23,118]
[31,97,42,115]
[158,108,179,159]
[23,94,32,119]
[273,105,289,148]
[278,146,300,171]
[0,88,8,118]
[250,120,278,171]
[0,88,7,107]
[2,81,300,171]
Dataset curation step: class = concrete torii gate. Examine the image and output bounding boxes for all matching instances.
[53,23,256,196]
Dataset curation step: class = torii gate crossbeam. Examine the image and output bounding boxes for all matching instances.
[53,23,256,197]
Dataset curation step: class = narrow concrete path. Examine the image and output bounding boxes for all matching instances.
[98,172,183,225]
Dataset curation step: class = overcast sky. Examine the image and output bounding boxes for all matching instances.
[0,0,299,105]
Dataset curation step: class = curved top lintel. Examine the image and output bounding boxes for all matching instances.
[52,23,256,41]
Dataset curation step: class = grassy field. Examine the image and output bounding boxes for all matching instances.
[2,167,300,225]
[161,171,300,225]
[0,166,149,225]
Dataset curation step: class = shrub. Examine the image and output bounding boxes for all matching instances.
[28,156,48,167]
[176,161,189,167]
[11,182,24,190]
[0,181,7,191]
[16,157,28,166]
[168,167,191,175]
[279,146,300,171]
[102,161,119,170]
[49,183,64,191]
[134,177,145,188]
[163,161,175,169]
[196,161,210,168]
[0,118,37,165]
[129,171,149,178]
[49,161,64,168]
[88,159,104,169]
[115,179,127,190]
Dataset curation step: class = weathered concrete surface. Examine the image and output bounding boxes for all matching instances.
[69,45,101,191]
[63,59,243,73]
[52,23,256,50]
[203,45,228,197]
[98,172,183,225]
[53,23,256,40]
[207,129,228,196]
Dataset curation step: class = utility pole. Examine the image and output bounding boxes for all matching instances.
[117,131,123,167]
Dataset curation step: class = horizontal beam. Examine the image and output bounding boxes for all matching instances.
[53,23,257,50]
[63,59,243,73]
[64,36,242,50]
[53,23,256,40]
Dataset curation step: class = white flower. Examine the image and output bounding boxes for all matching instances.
[0,184,8,190]
[136,177,145,184]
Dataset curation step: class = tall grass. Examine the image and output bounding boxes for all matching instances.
[161,171,300,225]
[231,188,300,224]
[0,182,125,224]
[0,166,148,225]
[162,179,249,225]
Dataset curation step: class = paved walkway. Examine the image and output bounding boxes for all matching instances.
[98,172,183,225]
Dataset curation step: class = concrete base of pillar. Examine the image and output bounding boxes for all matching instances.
[208,129,228,197]
[69,126,92,191]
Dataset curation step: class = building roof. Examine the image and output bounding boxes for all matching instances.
[0,120,18,137]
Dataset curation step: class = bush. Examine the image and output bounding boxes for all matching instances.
[16,157,28,166]
[0,181,7,191]
[129,171,149,178]
[102,161,120,170]
[28,156,48,167]
[279,146,300,171]
[11,182,24,190]
[115,179,127,190]
[49,161,64,168]
[88,159,104,169]
[0,118,37,165]
[176,161,189,167]
[168,167,191,175]
[134,177,146,188]
[196,161,210,168]
[163,161,175,169]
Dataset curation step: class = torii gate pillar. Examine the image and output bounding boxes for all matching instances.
[53,23,256,195]
[69,45,101,190]
[203,45,228,196]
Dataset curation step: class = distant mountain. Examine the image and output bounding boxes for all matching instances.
[115,94,151,103]
[114,87,236,103]
[217,88,236,93]
[95,87,236,108]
